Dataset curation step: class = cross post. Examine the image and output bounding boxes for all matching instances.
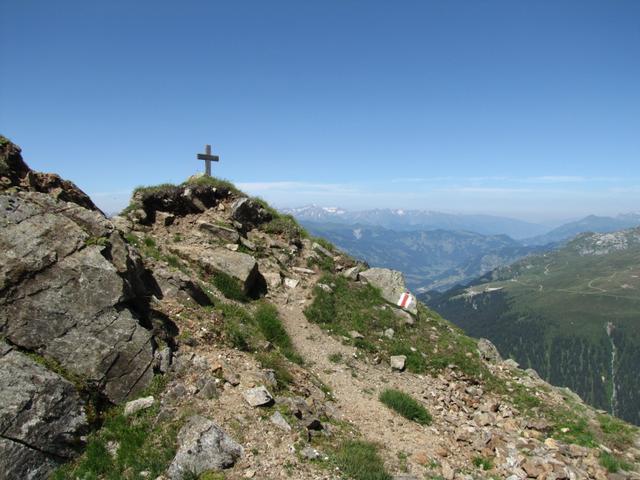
[197,144,220,176]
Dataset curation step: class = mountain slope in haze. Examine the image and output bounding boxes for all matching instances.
[284,205,550,239]
[426,228,640,425]
[302,221,545,291]
[524,213,640,246]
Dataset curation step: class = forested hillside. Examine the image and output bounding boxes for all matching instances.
[426,229,640,425]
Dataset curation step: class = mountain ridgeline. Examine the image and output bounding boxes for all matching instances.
[425,229,640,425]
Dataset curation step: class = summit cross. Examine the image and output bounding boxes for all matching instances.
[197,144,219,176]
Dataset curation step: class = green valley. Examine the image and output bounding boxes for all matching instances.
[426,228,640,425]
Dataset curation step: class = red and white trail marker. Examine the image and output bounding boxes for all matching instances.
[397,292,413,309]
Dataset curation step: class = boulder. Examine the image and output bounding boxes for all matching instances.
[0,346,88,478]
[197,220,240,243]
[270,411,291,431]
[171,245,259,294]
[342,265,362,280]
[167,416,243,479]
[477,338,502,363]
[230,197,272,231]
[243,386,274,407]
[151,263,213,306]
[390,355,407,371]
[359,268,417,314]
[0,192,158,404]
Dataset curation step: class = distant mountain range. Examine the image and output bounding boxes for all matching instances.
[301,222,545,291]
[523,213,640,246]
[424,228,640,425]
[283,206,550,239]
[286,206,640,292]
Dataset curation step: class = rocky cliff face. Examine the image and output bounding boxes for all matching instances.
[0,138,173,476]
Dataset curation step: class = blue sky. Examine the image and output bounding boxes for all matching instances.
[1,0,639,221]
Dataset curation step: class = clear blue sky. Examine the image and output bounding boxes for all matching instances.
[1,0,639,220]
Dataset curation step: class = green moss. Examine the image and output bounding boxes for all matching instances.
[379,389,432,425]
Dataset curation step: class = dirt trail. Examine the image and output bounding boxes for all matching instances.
[274,285,448,476]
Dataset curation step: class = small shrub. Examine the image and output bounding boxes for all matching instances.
[165,255,182,269]
[124,233,140,246]
[379,389,432,425]
[333,440,392,480]
[182,175,242,195]
[212,271,248,302]
[472,455,494,470]
[261,215,307,239]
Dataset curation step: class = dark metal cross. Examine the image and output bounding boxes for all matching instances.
[197,144,219,176]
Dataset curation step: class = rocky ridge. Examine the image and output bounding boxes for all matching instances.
[1,136,639,480]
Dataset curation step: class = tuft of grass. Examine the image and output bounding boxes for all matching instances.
[182,175,243,195]
[597,414,635,450]
[255,351,294,391]
[212,271,248,302]
[333,441,392,480]
[307,254,335,272]
[472,456,494,470]
[254,303,302,363]
[52,395,180,479]
[85,236,110,247]
[379,389,432,425]
[261,214,308,239]
[328,352,343,363]
[599,451,632,473]
[217,303,253,350]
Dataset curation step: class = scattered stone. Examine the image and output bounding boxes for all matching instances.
[349,331,364,339]
[304,417,323,431]
[284,278,300,289]
[270,411,292,431]
[342,265,362,280]
[394,308,415,325]
[196,379,219,400]
[240,237,256,250]
[124,396,155,416]
[317,283,333,292]
[197,220,241,243]
[225,243,239,251]
[292,266,315,275]
[384,328,395,339]
[301,446,321,460]
[243,386,274,407]
[312,242,332,257]
[167,416,243,479]
[441,461,454,480]
[390,355,406,371]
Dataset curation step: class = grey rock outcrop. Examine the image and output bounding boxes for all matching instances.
[230,197,272,231]
[359,268,418,314]
[171,245,260,294]
[0,192,157,403]
[0,344,88,479]
[243,386,274,407]
[167,415,243,479]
